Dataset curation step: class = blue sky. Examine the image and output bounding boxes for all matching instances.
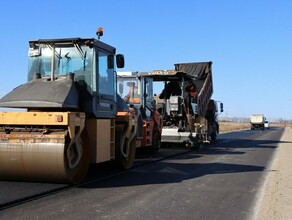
[0,0,291,120]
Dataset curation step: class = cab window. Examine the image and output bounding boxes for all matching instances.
[98,52,115,96]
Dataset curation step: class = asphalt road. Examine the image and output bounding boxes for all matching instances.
[0,127,284,220]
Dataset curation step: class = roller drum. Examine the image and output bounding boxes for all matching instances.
[0,132,89,184]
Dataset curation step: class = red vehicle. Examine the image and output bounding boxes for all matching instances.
[117,71,163,151]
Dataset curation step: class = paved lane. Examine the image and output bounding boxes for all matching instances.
[0,147,189,208]
[0,127,284,220]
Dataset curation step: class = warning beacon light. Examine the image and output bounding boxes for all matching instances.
[96,27,104,40]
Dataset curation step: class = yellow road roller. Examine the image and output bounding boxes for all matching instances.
[0,28,137,184]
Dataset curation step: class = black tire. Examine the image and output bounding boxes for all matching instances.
[151,127,161,152]
[192,133,203,150]
[193,141,203,150]
[210,130,217,142]
[216,122,219,134]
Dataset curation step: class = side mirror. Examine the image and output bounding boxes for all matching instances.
[116,54,125,68]
[220,103,224,112]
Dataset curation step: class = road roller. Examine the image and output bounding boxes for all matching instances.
[0,28,138,184]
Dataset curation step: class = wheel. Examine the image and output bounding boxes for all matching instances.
[210,131,217,142]
[193,141,203,150]
[209,124,217,142]
[151,127,161,152]
[192,134,203,150]
[115,129,136,169]
[216,122,219,134]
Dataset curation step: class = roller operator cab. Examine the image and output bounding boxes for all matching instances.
[0,29,138,184]
[117,72,163,151]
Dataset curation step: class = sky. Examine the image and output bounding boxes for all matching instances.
[0,0,291,120]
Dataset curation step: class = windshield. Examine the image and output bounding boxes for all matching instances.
[117,77,141,104]
[28,45,94,80]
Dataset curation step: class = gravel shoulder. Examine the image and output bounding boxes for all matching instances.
[253,127,292,220]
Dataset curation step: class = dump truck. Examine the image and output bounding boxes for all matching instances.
[141,62,223,148]
[117,71,162,151]
[250,114,265,130]
[0,28,139,184]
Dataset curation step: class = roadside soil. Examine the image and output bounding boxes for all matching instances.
[218,121,289,133]
[253,127,292,220]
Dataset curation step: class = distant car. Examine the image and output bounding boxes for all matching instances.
[264,121,269,129]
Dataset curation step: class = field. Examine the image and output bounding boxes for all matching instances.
[219,121,292,133]
[219,121,250,132]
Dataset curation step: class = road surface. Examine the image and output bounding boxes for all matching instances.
[0,127,287,220]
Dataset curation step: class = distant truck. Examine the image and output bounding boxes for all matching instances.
[250,114,265,130]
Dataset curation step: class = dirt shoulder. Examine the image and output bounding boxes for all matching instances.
[253,127,292,220]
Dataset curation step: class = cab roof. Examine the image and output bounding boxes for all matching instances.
[139,61,212,81]
[29,37,116,54]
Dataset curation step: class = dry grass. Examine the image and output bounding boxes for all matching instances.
[219,121,250,132]
[219,121,292,133]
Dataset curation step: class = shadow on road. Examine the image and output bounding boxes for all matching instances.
[82,160,265,188]
[81,127,290,189]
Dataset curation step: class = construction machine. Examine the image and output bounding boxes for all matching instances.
[0,28,138,184]
[117,71,162,151]
[141,62,223,148]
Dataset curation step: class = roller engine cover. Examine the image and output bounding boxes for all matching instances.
[0,77,79,109]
